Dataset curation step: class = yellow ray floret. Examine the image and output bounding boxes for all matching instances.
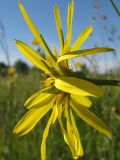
[24,86,59,107]
[71,25,93,51]
[71,99,112,137]
[58,47,114,62]
[55,76,104,97]
[64,108,83,158]
[54,4,64,50]
[15,40,53,74]
[25,93,55,109]
[41,106,57,160]
[18,1,56,62]
[58,106,77,158]
[13,99,55,136]
[63,0,74,53]
[71,94,92,108]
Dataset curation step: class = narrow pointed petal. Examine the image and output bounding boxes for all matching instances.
[71,26,93,51]
[24,86,60,107]
[55,76,104,97]
[52,105,58,124]
[66,120,78,158]
[70,109,84,157]
[41,106,57,160]
[18,1,56,61]
[24,86,60,106]
[54,5,64,49]
[52,45,58,58]
[26,94,55,109]
[58,47,114,62]
[15,40,53,74]
[71,99,112,137]
[71,94,92,108]
[58,108,75,156]
[63,0,74,52]
[64,107,83,158]
[13,100,54,136]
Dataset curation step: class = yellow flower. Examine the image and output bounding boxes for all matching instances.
[75,61,83,68]
[7,67,15,75]
[13,0,118,159]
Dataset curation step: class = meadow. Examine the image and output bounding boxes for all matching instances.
[0,69,120,160]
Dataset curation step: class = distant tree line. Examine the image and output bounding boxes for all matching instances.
[0,60,30,76]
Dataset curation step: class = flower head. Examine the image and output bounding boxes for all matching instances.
[7,67,15,75]
[13,1,118,159]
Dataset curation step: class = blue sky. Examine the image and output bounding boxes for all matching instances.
[0,0,120,71]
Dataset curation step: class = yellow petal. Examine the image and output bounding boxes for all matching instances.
[41,106,57,160]
[52,105,58,124]
[25,93,54,109]
[18,1,56,62]
[66,119,77,158]
[13,100,55,136]
[24,86,59,107]
[54,5,64,50]
[58,108,75,156]
[52,45,58,58]
[15,40,52,74]
[70,109,84,157]
[32,38,39,45]
[55,76,104,97]
[64,107,83,158]
[71,99,112,137]
[63,0,74,53]
[71,94,92,108]
[71,26,93,51]
[58,47,114,62]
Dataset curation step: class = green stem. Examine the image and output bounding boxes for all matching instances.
[110,0,120,16]
[85,78,120,86]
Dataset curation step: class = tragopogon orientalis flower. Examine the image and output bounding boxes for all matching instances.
[13,0,120,159]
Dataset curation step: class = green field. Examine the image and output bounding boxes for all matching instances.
[0,70,120,160]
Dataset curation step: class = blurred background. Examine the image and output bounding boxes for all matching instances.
[0,0,120,159]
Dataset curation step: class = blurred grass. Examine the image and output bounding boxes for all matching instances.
[0,70,120,160]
